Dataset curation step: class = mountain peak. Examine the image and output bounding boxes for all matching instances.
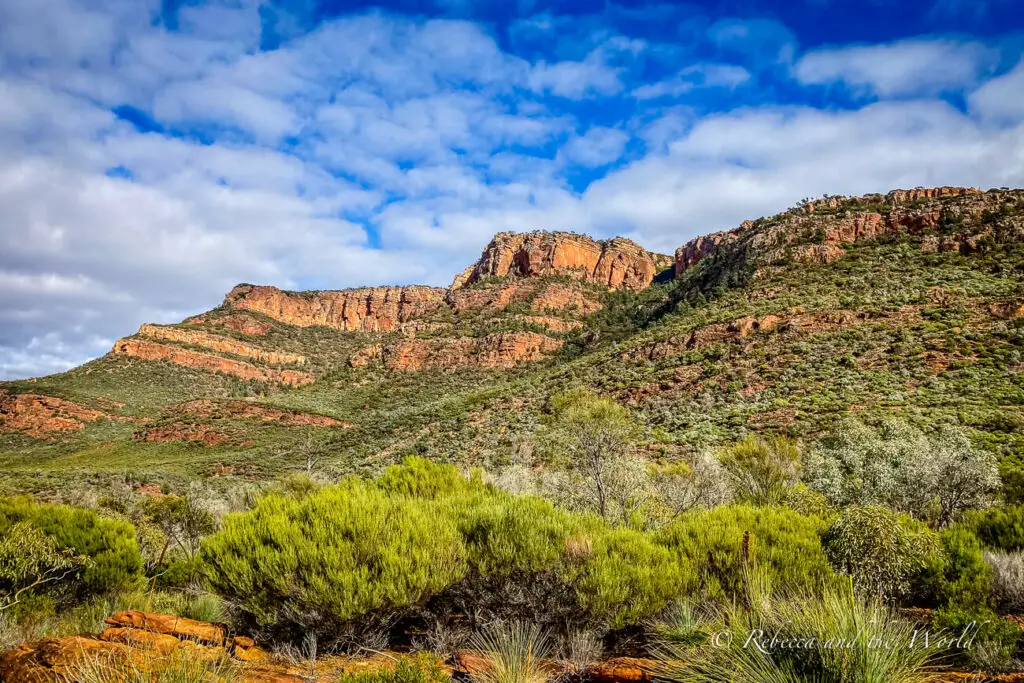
[453,231,673,292]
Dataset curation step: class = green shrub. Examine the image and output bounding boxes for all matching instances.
[570,527,685,629]
[717,437,801,506]
[919,526,992,608]
[457,496,582,577]
[822,505,939,599]
[656,505,833,601]
[202,478,467,635]
[933,605,1022,672]
[378,456,478,500]
[0,497,142,596]
[967,504,1024,552]
[204,459,694,638]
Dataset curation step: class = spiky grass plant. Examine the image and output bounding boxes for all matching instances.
[648,600,710,646]
[62,645,240,683]
[655,581,943,683]
[469,621,553,683]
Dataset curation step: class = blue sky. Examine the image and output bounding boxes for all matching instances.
[1,0,1023,379]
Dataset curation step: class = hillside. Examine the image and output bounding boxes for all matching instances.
[1,187,1022,496]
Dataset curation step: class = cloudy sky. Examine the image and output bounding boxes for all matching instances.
[1,0,1023,379]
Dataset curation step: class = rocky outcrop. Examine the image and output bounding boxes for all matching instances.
[133,425,230,446]
[225,284,446,332]
[0,391,128,440]
[104,611,228,646]
[457,232,671,291]
[674,232,738,277]
[352,332,563,371]
[174,399,350,427]
[673,187,1016,277]
[0,610,440,683]
[184,313,273,336]
[447,279,604,317]
[111,339,314,387]
[886,186,982,204]
[138,324,305,365]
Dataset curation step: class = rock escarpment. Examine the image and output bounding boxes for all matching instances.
[137,324,306,365]
[103,188,1023,386]
[0,391,130,440]
[224,284,447,332]
[455,232,672,291]
[674,186,1020,276]
[111,339,314,387]
[351,332,564,372]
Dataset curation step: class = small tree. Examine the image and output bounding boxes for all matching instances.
[717,436,801,506]
[652,451,731,517]
[823,505,940,600]
[806,421,1000,527]
[141,495,216,566]
[544,389,645,525]
[0,523,86,613]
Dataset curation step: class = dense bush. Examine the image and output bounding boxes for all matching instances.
[933,605,1023,673]
[0,497,142,596]
[202,477,467,633]
[919,526,991,609]
[655,505,833,600]
[204,458,694,640]
[822,505,940,599]
[968,504,1024,552]
[717,437,801,506]
[805,421,1000,527]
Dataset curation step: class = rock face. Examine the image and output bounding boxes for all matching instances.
[111,339,314,387]
[0,610,439,683]
[0,391,125,440]
[457,232,672,291]
[674,232,738,277]
[673,186,1018,277]
[138,324,305,365]
[352,332,564,371]
[174,400,350,427]
[224,284,446,332]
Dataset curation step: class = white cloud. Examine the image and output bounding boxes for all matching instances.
[794,38,999,97]
[970,61,1024,124]
[632,63,751,99]
[560,127,629,167]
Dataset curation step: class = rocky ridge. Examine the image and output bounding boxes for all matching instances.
[109,234,668,382]
[104,187,1023,386]
[674,186,1022,277]
[452,232,673,291]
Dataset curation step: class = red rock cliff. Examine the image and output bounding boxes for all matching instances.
[674,186,995,276]
[224,284,446,332]
[457,232,671,291]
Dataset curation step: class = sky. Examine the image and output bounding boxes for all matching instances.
[1,0,1023,380]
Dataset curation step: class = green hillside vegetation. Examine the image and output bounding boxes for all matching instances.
[2,187,1024,679]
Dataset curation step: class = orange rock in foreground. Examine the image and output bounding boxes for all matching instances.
[103,610,228,646]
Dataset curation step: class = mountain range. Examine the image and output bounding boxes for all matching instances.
[2,185,1022,494]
